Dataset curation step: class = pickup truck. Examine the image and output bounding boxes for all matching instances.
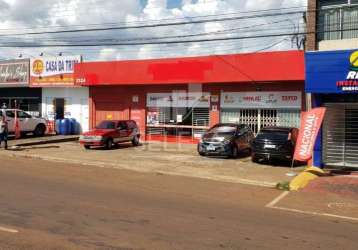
[0,109,47,136]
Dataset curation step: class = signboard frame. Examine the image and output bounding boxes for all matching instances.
[30,55,82,87]
[221,91,302,109]
[0,59,29,87]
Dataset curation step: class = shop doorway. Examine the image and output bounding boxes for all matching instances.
[323,103,358,169]
[146,106,210,138]
[54,98,65,120]
[145,92,211,141]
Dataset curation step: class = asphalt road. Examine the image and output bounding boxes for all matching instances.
[0,156,357,250]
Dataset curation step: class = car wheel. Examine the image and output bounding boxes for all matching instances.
[132,135,140,146]
[251,155,259,163]
[198,152,205,156]
[84,145,91,150]
[231,145,239,159]
[34,124,46,137]
[105,138,113,150]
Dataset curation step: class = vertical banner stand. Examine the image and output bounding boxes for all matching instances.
[286,159,297,177]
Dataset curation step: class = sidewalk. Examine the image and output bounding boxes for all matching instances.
[273,174,358,220]
[0,141,303,187]
[303,171,358,198]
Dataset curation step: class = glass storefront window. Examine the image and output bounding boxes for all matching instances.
[146,92,210,138]
[0,97,41,116]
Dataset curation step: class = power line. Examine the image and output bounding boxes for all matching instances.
[1,38,289,61]
[2,19,297,44]
[0,28,326,48]
[0,4,307,33]
[0,9,305,37]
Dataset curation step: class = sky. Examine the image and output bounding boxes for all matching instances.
[0,0,307,62]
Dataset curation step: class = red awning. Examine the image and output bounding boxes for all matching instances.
[75,50,304,86]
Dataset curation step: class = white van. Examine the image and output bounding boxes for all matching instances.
[0,109,47,136]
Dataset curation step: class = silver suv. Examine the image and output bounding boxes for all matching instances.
[0,109,47,137]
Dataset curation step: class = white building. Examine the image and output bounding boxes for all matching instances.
[30,55,89,133]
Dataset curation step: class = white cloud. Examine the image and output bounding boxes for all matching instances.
[0,0,306,61]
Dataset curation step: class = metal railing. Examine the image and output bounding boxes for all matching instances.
[318,5,358,41]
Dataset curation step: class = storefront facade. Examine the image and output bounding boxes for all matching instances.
[306,49,358,169]
[30,56,89,132]
[0,59,42,116]
[75,51,305,142]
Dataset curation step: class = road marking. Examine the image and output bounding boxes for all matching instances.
[266,191,358,222]
[269,205,358,222]
[336,175,358,179]
[265,191,290,208]
[0,226,18,233]
[328,202,358,209]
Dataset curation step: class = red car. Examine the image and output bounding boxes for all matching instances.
[79,120,140,150]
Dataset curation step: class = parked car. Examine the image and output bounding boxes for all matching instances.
[251,126,299,163]
[79,120,140,150]
[0,109,47,137]
[197,123,254,158]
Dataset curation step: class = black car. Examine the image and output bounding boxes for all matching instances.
[197,123,254,158]
[251,127,299,163]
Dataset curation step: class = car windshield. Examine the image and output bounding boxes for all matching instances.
[96,121,116,129]
[208,125,237,134]
[256,130,289,140]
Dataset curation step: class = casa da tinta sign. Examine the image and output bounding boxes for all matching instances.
[30,55,81,87]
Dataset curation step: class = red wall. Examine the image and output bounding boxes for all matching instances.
[89,82,305,137]
[76,51,304,86]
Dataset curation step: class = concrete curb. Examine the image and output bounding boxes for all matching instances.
[1,151,277,188]
[10,136,79,147]
[289,166,326,191]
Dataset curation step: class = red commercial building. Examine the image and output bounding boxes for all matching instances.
[75,50,305,143]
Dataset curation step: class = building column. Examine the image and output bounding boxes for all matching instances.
[306,0,317,51]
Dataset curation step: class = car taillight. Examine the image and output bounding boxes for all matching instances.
[287,133,292,141]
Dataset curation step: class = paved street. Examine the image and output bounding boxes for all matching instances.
[0,156,357,250]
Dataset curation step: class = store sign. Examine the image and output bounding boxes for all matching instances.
[221,92,301,109]
[147,92,210,108]
[337,50,358,91]
[0,60,29,86]
[30,55,81,87]
[306,49,358,93]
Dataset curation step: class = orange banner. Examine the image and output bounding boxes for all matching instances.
[293,107,326,162]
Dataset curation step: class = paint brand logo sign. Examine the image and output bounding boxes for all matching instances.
[32,59,44,75]
[221,92,302,109]
[336,51,358,91]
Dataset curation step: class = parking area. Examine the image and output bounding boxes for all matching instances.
[1,140,304,187]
